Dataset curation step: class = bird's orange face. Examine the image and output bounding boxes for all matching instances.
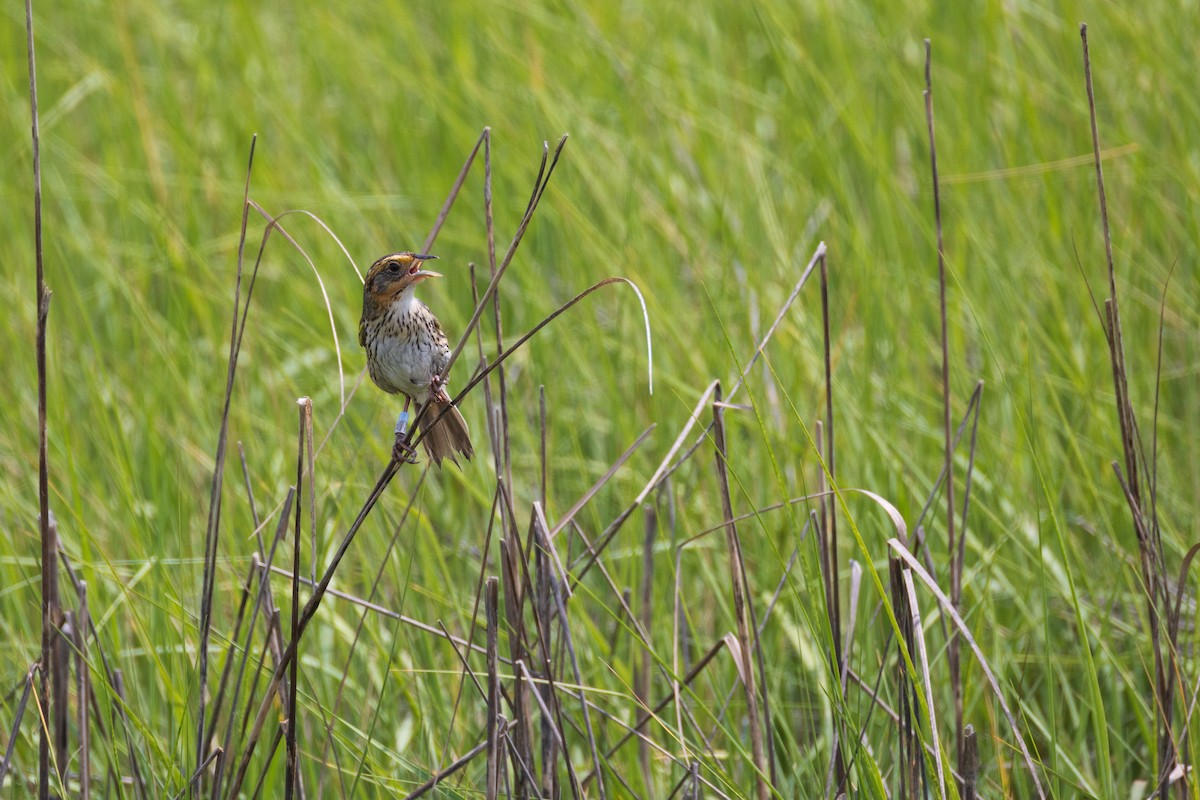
[364,252,441,301]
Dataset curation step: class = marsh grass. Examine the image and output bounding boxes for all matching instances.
[4,2,1200,798]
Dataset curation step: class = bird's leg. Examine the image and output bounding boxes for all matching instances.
[392,397,419,464]
[429,374,450,404]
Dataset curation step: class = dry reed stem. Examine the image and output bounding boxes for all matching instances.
[25,0,54,791]
[711,385,769,800]
[962,724,978,800]
[0,664,38,788]
[485,577,502,799]
[196,135,257,784]
[1081,23,1176,792]
[76,583,90,799]
[923,38,963,765]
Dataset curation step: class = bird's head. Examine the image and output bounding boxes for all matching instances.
[364,252,441,301]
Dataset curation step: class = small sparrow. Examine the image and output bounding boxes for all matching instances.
[359,252,474,466]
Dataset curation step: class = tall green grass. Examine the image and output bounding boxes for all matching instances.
[2,1,1198,796]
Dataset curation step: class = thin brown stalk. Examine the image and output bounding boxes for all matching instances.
[827,561,863,798]
[53,612,69,783]
[711,385,769,800]
[890,557,920,800]
[498,533,535,796]
[409,136,569,444]
[551,426,656,539]
[0,664,38,787]
[400,737,490,800]
[1082,24,1172,790]
[54,547,148,797]
[484,129,514,494]
[285,399,310,800]
[540,386,548,507]
[437,619,486,700]
[247,728,283,800]
[208,558,259,754]
[709,542,804,742]
[196,135,257,783]
[175,749,223,800]
[547,568,606,800]
[266,564,500,660]
[637,504,657,789]
[24,0,55,792]
[421,127,489,253]
[531,511,561,799]
[77,583,90,799]
[819,254,843,680]
[224,459,399,800]
[924,38,962,764]
[316,468,428,800]
[516,661,583,799]
[485,577,502,800]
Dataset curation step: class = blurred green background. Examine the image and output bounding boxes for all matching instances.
[1,0,1197,796]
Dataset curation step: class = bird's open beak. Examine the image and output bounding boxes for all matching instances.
[411,253,440,280]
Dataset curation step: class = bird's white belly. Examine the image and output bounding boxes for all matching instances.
[371,332,435,403]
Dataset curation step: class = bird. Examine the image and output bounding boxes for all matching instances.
[359,251,474,466]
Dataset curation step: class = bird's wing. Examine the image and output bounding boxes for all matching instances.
[426,306,452,377]
[358,314,367,348]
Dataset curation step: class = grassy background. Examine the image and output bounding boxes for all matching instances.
[2,0,1198,796]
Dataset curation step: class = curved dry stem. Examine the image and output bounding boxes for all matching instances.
[248,204,352,412]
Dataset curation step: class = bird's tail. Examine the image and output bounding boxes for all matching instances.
[419,400,474,467]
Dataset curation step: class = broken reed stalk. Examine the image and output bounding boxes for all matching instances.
[711,383,770,800]
[1081,23,1174,792]
[53,614,68,783]
[962,724,978,800]
[24,0,56,796]
[532,511,562,799]
[923,37,963,765]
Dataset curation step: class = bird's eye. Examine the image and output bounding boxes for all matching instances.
[387,263,401,273]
